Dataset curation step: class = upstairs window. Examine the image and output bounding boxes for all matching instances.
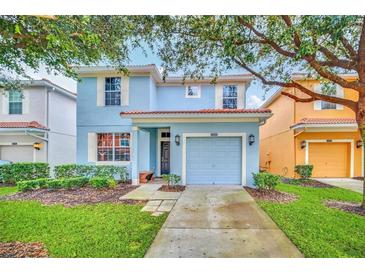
[321,101,337,110]
[223,85,238,109]
[9,90,22,114]
[315,83,340,110]
[185,85,201,98]
[105,77,121,106]
[97,133,130,162]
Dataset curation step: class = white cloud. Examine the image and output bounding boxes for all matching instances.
[246,95,264,109]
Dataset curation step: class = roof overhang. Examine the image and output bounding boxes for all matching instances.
[0,128,48,133]
[121,110,272,124]
[291,122,358,132]
[75,65,253,86]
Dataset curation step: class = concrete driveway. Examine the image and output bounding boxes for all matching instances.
[145,186,302,258]
[315,178,363,194]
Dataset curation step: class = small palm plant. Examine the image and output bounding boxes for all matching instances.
[161,174,181,186]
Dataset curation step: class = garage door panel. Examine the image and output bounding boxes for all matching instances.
[0,145,34,163]
[186,137,242,185]
[309,142,350,178]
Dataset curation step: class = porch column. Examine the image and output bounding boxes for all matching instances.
[131,126,139,185]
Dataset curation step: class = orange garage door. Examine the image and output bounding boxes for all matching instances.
[308,142,350,178]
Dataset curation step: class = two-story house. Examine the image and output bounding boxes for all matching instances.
[260,74,362,178]
[0,79,77,165]
[76,64,272,186]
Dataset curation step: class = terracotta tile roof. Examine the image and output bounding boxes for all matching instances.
[121,108,272,115]
[0,121,48,130]
[292,118,357,128]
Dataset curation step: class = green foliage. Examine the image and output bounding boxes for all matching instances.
[0,163,49,184]
[0,15,149,89]
[89,177,109,188]
[55,177,89,189]
[107,178,117,188]
[46,179,63,190]
[54,164,95,178]
[0,200,167,257]
[16,178,49,192]
[161,174,181,186]
[252,172,281,190]
[257,183,365,257]
[54,164,128,181]
[295,165,314,180]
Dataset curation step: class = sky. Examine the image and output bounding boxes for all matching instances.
[26,47,273,108]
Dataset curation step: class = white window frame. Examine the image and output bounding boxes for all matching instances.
[222,84,238,109]
[314,84,344,111]
[8,90,23,115]
[96,132,131,163]
[181,133,246,186]
[185,85,201,98]
[104,77,121,106]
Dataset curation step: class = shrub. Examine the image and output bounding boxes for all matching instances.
[47,177,89,190]
[252,172,281,191]
[107,178,117,188]
[295,165,314,180]
[54,164,94,178]
[46,179,64,189]
[90,177,109,188]
[54,164,128,181]
[17,178,49,192]
[0,163,49,184]
[162,174,181,186]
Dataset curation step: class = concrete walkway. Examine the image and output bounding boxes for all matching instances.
[145,186,302,258]
[316,178,363,194]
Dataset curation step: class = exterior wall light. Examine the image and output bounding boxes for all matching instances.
[300,140,306,149]
[248,134,255,146]
[356,140,363,148]
[175,134,181,146]
[33,142,42,150]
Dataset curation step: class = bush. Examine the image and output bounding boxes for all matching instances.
[54,164,94,178]
[0,163,49,184]
[47,177,89,190]
[54,164,128,181]
[162,174,181,186]
[17,178,49,192]
[90,177,110,188]
[252,172,281,191]
[46,178,64,189]
[295,165,314,180]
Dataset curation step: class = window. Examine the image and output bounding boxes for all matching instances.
[161,132,170,138]
[321,101,337,110]
[97,133,130,162]
[223,85,238,109]
[9,90,22,114]
[105,77,121,106]
[317,83,338,110]
[185,85,201,98]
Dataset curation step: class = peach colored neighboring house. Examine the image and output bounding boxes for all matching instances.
[260,74,362,178]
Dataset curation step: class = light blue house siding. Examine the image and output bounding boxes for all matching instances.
[156,85,215,110]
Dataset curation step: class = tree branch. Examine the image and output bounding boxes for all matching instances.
[357,16,365,83]
[233,57,357,111]
[340,36,357,60]
[281,91,315,102]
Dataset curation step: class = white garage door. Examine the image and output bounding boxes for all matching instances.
[0,145,34,162]
[186,137,242,185]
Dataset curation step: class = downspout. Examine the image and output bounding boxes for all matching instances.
[46,88,50,163]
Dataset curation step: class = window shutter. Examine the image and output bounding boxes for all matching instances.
[2,93,9,114]
[96,77,105,107]
[313,84,322,110]
[88,133,97,162]
[237,84,245,109]
[215,84,223,109]
[121,76,129,106]
[336,85,344,110]
[22,90,30,114]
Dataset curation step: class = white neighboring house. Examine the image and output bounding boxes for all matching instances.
[0,79,76,166]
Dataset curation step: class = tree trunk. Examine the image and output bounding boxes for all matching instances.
[357,95,365,208]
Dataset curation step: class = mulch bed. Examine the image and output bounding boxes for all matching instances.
[1,184,144,207]
[244,187,298,204]
[325,200,365,217]
[281,178,334,188]
[352,177,364,181]
[158,185,186,192]
[0,242,48,258]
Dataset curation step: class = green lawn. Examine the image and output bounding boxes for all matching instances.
[257,183,365,258]
[0,186,18,196]
[0,199,166,257]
